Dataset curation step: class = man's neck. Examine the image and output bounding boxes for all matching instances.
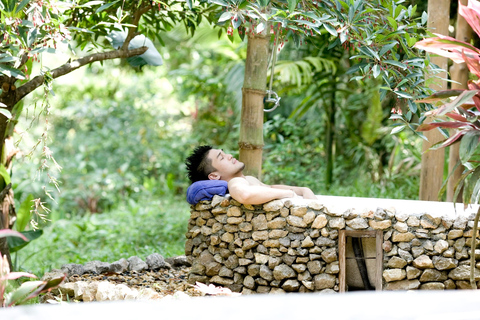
[223,172,245,182]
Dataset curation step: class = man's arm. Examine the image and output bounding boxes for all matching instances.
[228,177,296,205]
[247,176,317,200]
[270,185,317,199]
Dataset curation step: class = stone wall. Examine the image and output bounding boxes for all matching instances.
[185,195,480,294]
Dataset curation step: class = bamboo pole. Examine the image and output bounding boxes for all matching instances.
[239,28,270,178]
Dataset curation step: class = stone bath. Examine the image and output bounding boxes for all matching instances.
[185,195,480,293]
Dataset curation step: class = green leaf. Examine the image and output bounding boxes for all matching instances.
[6,281,44,306]
[0,65,25,80]
[0,56,17,63]
[15,0,30,14]
[391,125,405,134]
[209,0,228,6]
[323,23,337,36]
[421,11,428,25]
[186,0,193,9]
[358,46,380,61]
[77,1,103,8]
[471,175,480,204]
[387,16,397,30]
[463,166,480,204]
[372,64,380,78]
[460,131,480,164]
[0,164,11,185]
[288,0,297,12]
[95,0,119,13]
[379,41,398,57]
[15,194,34,232]
[258,0,269,7]
[219,12,233,22]
[7,229,43,253]
[384,60,407,70]
[0,107,11,119]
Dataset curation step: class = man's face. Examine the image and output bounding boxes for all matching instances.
[207,149,245,181]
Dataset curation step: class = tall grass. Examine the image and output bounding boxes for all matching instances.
[15,195,190,276]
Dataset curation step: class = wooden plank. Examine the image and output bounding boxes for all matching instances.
[344,230,377,238]
[339,230,346,293]
[375,230,383,290]
[419,0,450,201]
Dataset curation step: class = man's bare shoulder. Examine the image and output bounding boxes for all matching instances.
[244,176,265,186]
[228,176,263,187]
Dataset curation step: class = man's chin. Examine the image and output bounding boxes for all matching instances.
[236,163,245,174]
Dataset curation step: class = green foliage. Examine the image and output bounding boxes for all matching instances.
[211,0,429,111]
[262,112,421,200]
[17,197,189,277]
[15,64,197,216]
[0,229,63,308]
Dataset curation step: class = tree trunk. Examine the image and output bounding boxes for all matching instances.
[419,0,450,201]
[447,0,472,202]
[325,79,336,188]
[239,30,270,178]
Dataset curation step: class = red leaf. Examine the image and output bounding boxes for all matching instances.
[446,112,468,122]
[468,81,480,90]
[414,35,480,64]
[417,122,472,131]
[462,50,480,79]
[459,0,480,39]
[441,130,468,148]
[1,272,36,281]
[473,95,480,112]
[0,229,28,241]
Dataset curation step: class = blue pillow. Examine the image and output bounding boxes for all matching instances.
[186,180,229,205]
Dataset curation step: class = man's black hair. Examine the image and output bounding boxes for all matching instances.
[185,145,216,183]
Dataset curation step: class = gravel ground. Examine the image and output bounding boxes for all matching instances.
[40,265,204,302]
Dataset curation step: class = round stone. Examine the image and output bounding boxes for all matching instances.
[273,264,296,280]
[314,274,336,290]
[412,255,434,269]
[383,269,406,282]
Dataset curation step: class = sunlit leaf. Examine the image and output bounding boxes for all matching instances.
[0,108,12,119]
[209,0,228,6]
[219,12,233,22]
[372,64,380,78]
[391,125,405,134]
[95,0,119,13]
[77,1,103,8]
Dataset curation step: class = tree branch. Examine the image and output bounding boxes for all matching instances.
[121,4,152,51]
[15,46,148,104]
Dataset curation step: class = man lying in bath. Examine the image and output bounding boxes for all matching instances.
[185,145,317,205]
